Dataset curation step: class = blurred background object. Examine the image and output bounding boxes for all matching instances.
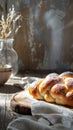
[0,0,73,73]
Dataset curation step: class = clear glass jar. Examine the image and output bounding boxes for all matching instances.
[0,39,18,76]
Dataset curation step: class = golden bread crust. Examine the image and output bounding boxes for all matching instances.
[28,71,73,107]
[28,78,44,99]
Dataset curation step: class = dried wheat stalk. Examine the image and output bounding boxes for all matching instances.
[0,5,22,39]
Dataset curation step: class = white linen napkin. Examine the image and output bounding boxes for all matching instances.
[31,101,73,118]
[7,100,73,130]
[7,114,73,130]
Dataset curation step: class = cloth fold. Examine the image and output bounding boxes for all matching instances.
[7,114,73,130]
[7,101,73,130]
[31,101,73,118]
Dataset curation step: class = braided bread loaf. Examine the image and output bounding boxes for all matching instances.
[28,71,73,107]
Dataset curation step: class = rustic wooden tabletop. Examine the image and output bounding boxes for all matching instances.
[0,76,24,130]
[0,93,16,130]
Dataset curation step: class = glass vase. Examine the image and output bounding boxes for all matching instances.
[0,39,18,76]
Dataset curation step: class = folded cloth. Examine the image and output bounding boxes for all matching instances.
[7,114,73,130]
[7,101,73,130]
[31,101,73,117]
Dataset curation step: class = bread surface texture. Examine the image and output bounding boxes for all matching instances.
[28,71,73,107]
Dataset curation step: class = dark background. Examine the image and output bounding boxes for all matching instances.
[0,0,73,73]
